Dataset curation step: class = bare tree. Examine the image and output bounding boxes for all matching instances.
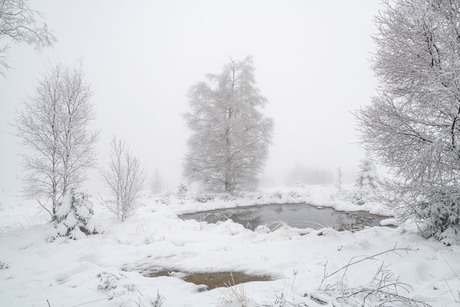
[101,137,146,221]
[184,56,273,193]
[357,0,460,242]
[0,0,55,75]
[15,64,98,219]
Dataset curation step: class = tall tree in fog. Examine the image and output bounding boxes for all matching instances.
[357,0,460,243]
[16,65,98,219]
[184,56,273,193]
[0,0,55,76]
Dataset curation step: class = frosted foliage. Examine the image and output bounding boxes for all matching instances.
[357,0,460,240]
[55,191,96,239]
[420,187,460,246]
[101,137,146,221]
[355,157,378,191]
[184,56,273,193]
[15,65,98,218]
[0,0,55,75]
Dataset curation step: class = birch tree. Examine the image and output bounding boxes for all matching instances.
[357,0,460,243]
[184,56,273,193]
[101,137,146,221]
[0,0,55,75]
[15,64,98,219]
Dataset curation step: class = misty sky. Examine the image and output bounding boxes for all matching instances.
[0,0,381,194]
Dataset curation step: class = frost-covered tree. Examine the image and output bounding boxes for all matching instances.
[55,190,97,239]
[355,156,379,192]
[357,0,460,242]
[184,56,273,193]
[101,137,146,221]
[16,64,98,219]
[0,0,55,76]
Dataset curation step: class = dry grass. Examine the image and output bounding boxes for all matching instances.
[217,273,249,307]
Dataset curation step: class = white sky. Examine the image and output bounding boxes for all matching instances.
[0,0,381,194]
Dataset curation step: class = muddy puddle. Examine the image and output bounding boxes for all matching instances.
[155,270,270,289]
[146,269,271,290]
[181,203,388,232]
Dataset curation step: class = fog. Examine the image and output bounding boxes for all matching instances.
[0,0,381,194]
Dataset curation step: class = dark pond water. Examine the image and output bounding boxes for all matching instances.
[181,203,388,231]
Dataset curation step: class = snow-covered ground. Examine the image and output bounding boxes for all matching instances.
[1,185,459,306]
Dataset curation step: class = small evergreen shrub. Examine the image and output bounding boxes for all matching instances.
[418,187,460,245]
[193,192,215,203]
[55,191,97,239]
[177,183,188,199]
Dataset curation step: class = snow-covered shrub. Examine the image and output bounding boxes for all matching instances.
[353,156,379,205]
[96,272,136,293]
[97,272,120,291]
[193,192,215,203]
[271,191,283,199]
[217,193,235,201]
[287,191,300,199]
[351,192,366,206]
[418,187,460,245]
[0,261,9,270]
[55,191,97,239]
[355,156,379,191]
[177,183,188,199]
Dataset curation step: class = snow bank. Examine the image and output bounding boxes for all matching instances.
[0,187,459,306]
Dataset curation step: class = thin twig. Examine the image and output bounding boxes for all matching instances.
[320,245,413,289]
[38,199,53,217]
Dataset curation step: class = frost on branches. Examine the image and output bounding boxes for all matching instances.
[357,0,460,242]
[0,0,55,76]
[55,191,97,239]
[184,56,273,193]
[101,137,146,222]
[15,64,98,219]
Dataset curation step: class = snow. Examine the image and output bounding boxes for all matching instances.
[379,218,398,226]
[1,185,459,306]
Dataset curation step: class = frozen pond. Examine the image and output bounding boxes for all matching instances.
[181,203,388,231]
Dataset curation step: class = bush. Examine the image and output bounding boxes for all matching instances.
[193,192,215,203]
[55,191,97,239]
[418,187,460,245]
[271,191,283,199]
[217,193,236,201]
[177,183,188,199]
[351,191,366,206]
